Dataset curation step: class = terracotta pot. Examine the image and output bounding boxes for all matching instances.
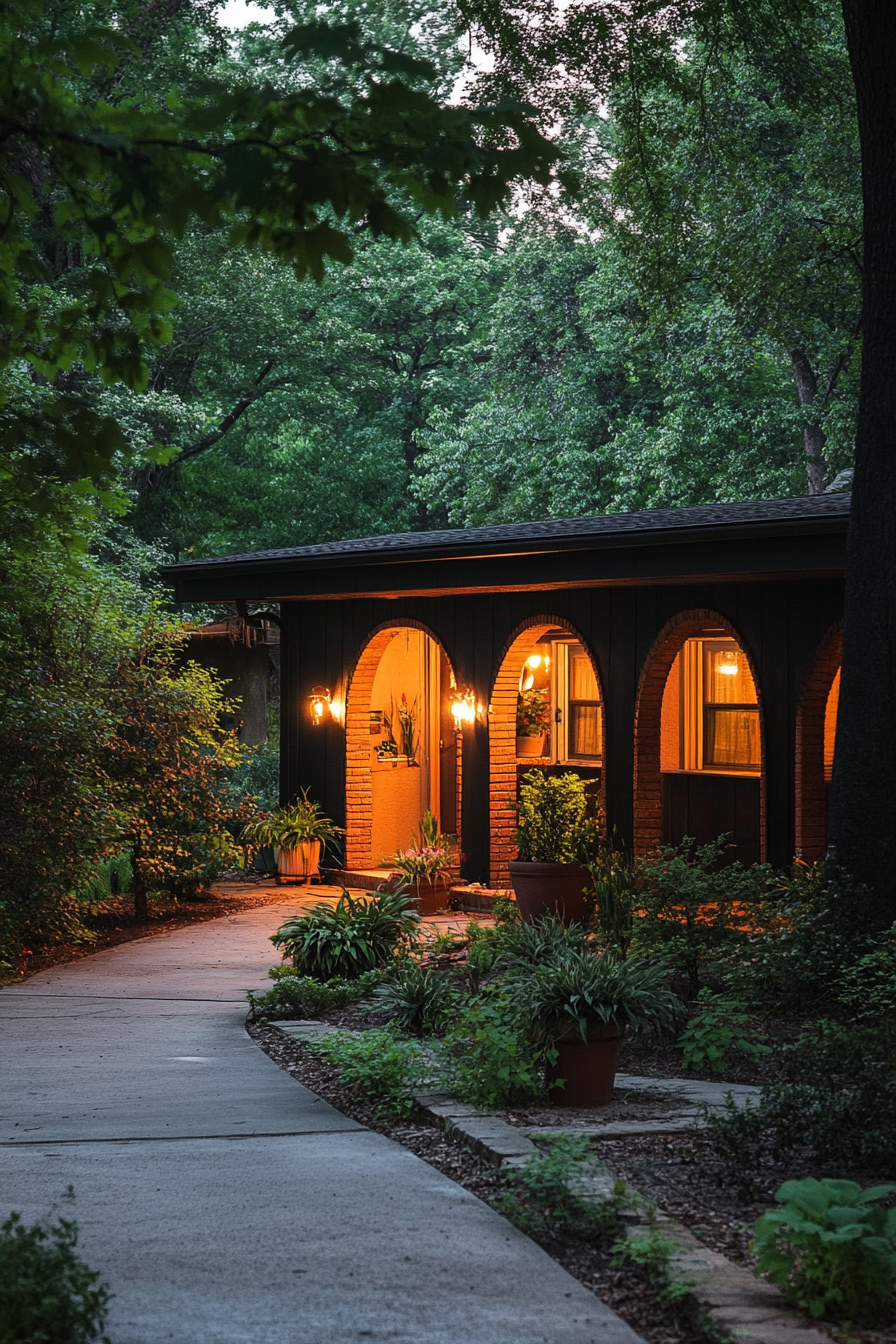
[275,840,321,883]
[408,875,450,916]
[545,1020,626,1106]
[516,734,546,758]
[508,860,591,925]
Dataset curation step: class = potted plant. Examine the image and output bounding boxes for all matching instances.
[390,810,455,914]
[509,770,593,923]
[516,687,550,757]
[241,790,344,884]
[515,952,680,1105]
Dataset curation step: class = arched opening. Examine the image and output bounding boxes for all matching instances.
[795,625,842,862]
[345,624,459,870]
[489,618,604,886]
[635,611,764,866]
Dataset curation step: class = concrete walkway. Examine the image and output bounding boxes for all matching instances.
[0,902,643,1344]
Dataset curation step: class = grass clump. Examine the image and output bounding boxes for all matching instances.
[271,888,420,979]
[246,970,382,1022]
[372,962,458,1035]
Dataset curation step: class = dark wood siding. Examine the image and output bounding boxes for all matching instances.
[662,774,762,868]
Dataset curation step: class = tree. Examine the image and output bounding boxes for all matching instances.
[0,0,557,549]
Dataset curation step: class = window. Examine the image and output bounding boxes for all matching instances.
[672,636,759,774]
[515,637,603,765]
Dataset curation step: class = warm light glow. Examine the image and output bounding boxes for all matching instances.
[309,686,331,725]
[329,698,344,724]
[450,688,476,729]
[521,671,535,691]
[718,651,739,675]
[526,653,542,669]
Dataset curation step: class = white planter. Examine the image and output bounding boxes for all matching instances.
[275,840,321,882]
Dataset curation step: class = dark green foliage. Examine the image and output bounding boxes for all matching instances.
[440,991,544,1108]
[753,1179,896,1324]
[373,962,458,1035]
[466,914,588,977]
[79,852,132,906]
[496,1135,626,1238]
[511,952,682,1042]
[514,771,588,864]
[634,837,772,997]
[305,1029,424,1119]
[588,843,638,961]
[246,971,381,1022]
[241,791,344,852]
[705,1021,896,1187]
[835,925,896,1022]
[271,888,420,979]
[0,1206,110,1344]
[677,990,771,1075]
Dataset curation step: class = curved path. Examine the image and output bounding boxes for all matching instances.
[0,900,643,1344]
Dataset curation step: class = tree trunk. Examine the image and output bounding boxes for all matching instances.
[826,1,896,922]
[132,839,148,923]
[790,350,829,495]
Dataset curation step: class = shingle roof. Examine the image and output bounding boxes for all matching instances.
[163,494,850,575]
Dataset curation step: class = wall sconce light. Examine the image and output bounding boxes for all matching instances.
[450,688,477,730]
[309,686,331,725]
[718,651,739,676]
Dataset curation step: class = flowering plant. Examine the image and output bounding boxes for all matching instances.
[516,687,550,737]
[392,845,452,882]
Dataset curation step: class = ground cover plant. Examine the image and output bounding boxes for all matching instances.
[0,1204,110,1344]
[304,1029,425,1120]
[752,1178,896,1324]
[246,970,383,1023]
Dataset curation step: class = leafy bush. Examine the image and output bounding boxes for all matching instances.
[752,1178,896,1323]
[511,952,682,1042]
[0,1207,111,1343]
[705,1020,896,1186]
[373,962,458,1035]
[515,770,588,863]
[835,923,896,1023]
[677,989,770,1075]
[305,1029,424,1119]
[497,1134,626,1237]
[588,843,638,961]
[467,914,588,977]
[271,888,420,979]
[246,971,381,1022]
[440,992,544,1108]
[634,836,771,996]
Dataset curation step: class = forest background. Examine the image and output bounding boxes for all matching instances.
[0,0,864,962]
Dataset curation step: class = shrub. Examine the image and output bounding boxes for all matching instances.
[515,771,588,864]
[705,1020,896,1187]
[588,843,638,961]
[440,991,544,1108]
[246,971,381,1022]
[634,836,772,996]
[468,914,588,977]
[834,923,896,1023]
[271,888,420,979]
[677,989,770,1075]
[372,962,458,1035]
[0,1206,111,1343]
[305,1029,424,1119]
[752,1178,896,1323]
[497,1134,626,1238]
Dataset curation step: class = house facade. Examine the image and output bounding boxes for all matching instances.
[163,495,848,881]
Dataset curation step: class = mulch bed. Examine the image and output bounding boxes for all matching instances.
[250,1022,710,1344]
[18,875,290,980]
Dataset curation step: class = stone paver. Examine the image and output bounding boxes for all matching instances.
[1,905,643,1344]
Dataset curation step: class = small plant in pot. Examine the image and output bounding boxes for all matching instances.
[509,770,594,924]
[516,687,550,757]
[241,790,344,884]
[390,810,455,915]
[512,952,681,1105]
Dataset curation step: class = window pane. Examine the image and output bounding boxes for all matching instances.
[706,646,757,704]
[570,704,602,759]
[705,708,760,767]
[569,650,599,700]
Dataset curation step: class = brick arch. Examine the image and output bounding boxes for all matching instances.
[633,609,766,859]
[489,615,604,887]
[344,621,457,870]
[795,622,843,862]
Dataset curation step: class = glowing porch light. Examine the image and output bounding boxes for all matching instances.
[718,651,739,676]
[309,686,331,725]
[450,688,476,730]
